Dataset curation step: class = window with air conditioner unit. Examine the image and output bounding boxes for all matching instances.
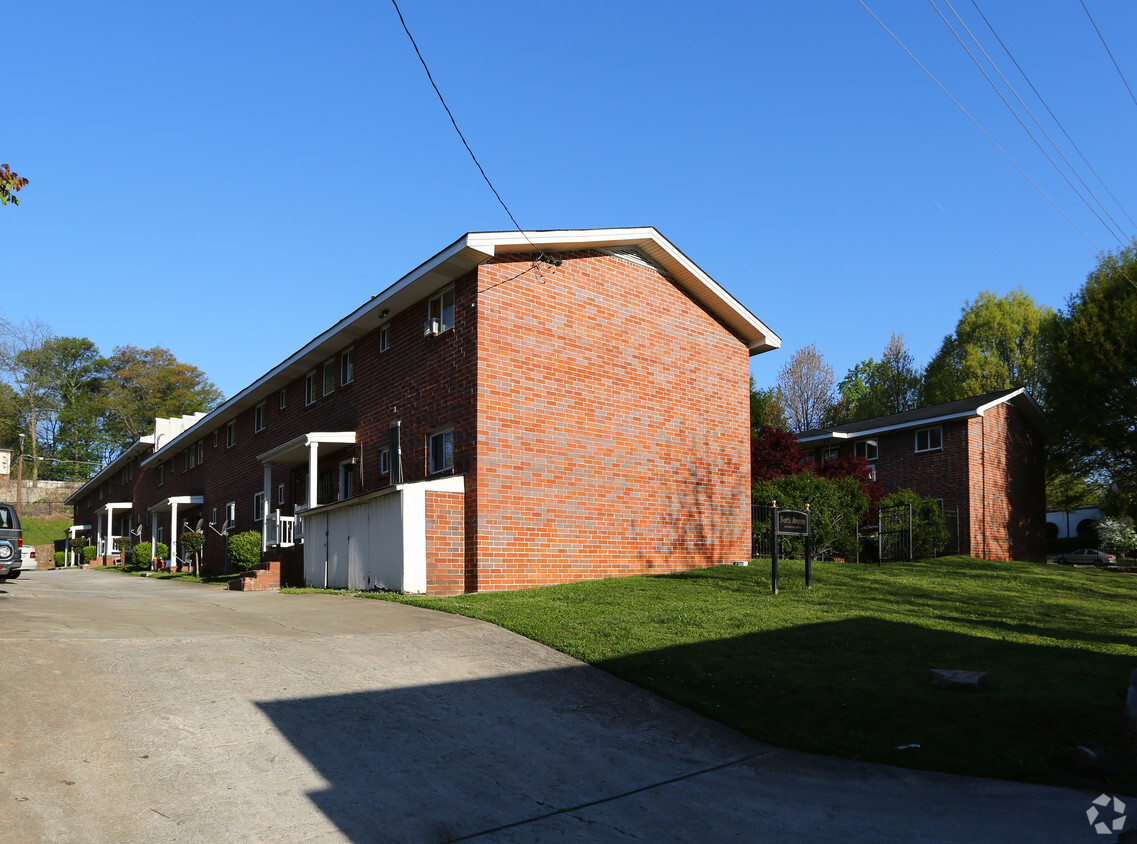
[425,287,455,336]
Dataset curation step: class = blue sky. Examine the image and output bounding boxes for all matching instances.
[6,1,1136,399]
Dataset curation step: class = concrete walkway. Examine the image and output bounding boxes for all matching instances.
[0,570,1127,842]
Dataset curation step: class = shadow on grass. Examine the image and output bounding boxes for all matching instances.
[593,616,1136,793]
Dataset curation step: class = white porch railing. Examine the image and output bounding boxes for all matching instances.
[265,510,297,548]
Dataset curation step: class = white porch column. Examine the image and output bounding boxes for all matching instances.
[169,500,180,566]
[308,441,319,509]
[96,514,104,558]
[263,463,273,551]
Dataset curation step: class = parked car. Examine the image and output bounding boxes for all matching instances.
[1055,548,1115,567]
[0,502,23,580]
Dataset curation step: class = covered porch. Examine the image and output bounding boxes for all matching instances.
[94,503,131,564]
[148,495,205,567]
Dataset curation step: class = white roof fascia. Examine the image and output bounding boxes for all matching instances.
[148,495,205,514]
[468,228,780,355]
[975,388,1025,415]
[798,410,984,444]
[257,432,357,464]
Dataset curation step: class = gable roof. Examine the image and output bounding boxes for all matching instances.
[141,227,779,468]
[797,388,1056,445]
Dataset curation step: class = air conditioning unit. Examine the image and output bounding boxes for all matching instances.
[424,318,440,337]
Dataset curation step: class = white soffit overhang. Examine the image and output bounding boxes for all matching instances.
[143,228,777,463]
[257,432,357,465]
[148,495,205,514]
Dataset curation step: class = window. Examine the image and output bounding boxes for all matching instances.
[226,420,237,448]
[224,502,236,531]
[915,426,943,452]
[854,439,878,461]
[820,446,839,464]
[196,440,204,464]
[253,491,265,522]
[305,370,317,406]
[428,287,456,334]
[211,507,218,527]
[279,388,287,410]
[429,428,454,474]
[188,446,196,470]
[379,447,390,476]
[340,347,354,385]
[323,359,335,396]
[277,483,285,506]
[157,525,164,545]
[378,324,390,352]
[182,450,189,472]
[157,463,165,487]
[339,461,355,500]
[254,401,266,433]
[213,431,219,448]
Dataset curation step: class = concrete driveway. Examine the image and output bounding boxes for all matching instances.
[0,570,1123,843]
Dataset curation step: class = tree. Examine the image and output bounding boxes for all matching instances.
[1045,242,1137,519]
[753,473,868,560]
[922,289,1055,405]
[0,317,55,480]
[1097,518,1137,557]
[751,425,804,481]
[776,344,835,432]
[0,163,28,206]
[100,346,224,449]
[39,337,108,479]
[876,489,950,558]
[836,333,921,423]
[749,377,786,434]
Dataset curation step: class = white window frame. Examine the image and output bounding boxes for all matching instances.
[428,287,456,333]
[340,346,354,385]
[226,419,237,448]
[182,450,189,472]
[188,446,196,470]
[378,324,390,352]
[279,387,287,410]
[157,463,165,487]
[378,447,390,476]
[277,483,285,507]
[915,426,943,453]
[253,491,265,523]
[213,430,219,448]
[211,507,218,527]
[854,439,878,461]
[224,502,236,531]
[197,439,204,464]
[429,427,455,475]
[322,359,335,396]
[339,460,356,501]
[254,401,266,433]
[305,370,317,406]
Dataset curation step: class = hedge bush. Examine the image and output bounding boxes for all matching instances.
[227,530,262,571]
[130,542,170,567]
[82,546,97,562]
[54,551,65,566]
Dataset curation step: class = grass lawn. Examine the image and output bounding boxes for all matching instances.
[89,564,245,586]
[19,516,70,547]
[349,556,1137,793]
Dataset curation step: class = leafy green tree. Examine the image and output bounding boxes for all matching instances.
[100,345,224,449]
[836,333,921,423]
[39,337,108,479]
[0,163,28,206]
[1045,242,1137,519]
[922,289,1055,405]
[750,377,786,434]
[0,317,55,480]
[776,344,835,433]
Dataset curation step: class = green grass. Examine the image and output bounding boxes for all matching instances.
[89,564,245,585]
[19,516,70,546]
[344,557,1137,792]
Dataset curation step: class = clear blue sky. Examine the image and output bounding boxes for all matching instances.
[6,1,1136,400]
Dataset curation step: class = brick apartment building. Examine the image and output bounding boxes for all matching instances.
[796,389,1052,561]
[67,228,780,593]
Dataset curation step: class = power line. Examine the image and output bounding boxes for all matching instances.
[1079,0,1137,112]
[969,0,1137,232]
[856,0,1100,251]
[389,0,548,264]
[931,0,1127,245]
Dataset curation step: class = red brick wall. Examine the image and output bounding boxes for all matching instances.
[425,491,465,595]
[965,403,1046,562]
[470,250,752,591]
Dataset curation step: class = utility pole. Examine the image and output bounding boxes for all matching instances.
[14,432,24,518]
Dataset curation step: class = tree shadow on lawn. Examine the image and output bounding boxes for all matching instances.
[594,616,1137,794]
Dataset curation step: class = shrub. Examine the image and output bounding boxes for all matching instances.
[1097,518,1137,557]
[180,532,204,558]
[130,542,170,567]
[54,551,65,566]
[69,537,85,551]
[82,545,97,562]
[227,530,262,571]
[753,473,868,560]
[877,489,950,558]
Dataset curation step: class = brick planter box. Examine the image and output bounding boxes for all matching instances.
[228,560,282,592]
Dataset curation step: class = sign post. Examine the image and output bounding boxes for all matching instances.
[771,501,812,594]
